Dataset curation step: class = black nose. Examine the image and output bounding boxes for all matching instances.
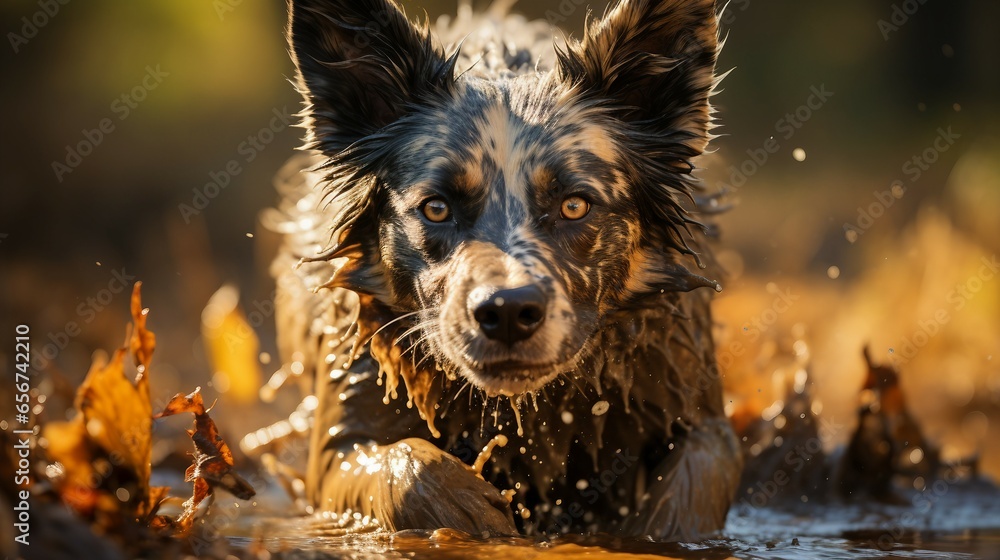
[473,285,547,345]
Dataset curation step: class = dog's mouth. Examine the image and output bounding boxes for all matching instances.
[442,333,595,396]
[456,356,570,396]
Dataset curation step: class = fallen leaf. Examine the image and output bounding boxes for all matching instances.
[130,281,156,373]
[139,485,171,522]
[76,348,153,504]
[157,387,256,531]
[42,417,99,515]
[40,283,155,524]
[201,284,263,404]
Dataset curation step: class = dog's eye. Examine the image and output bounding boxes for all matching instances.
[421,198,451,223]
[560,196,590,220]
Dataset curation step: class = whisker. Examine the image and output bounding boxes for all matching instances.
[362,310,421,347]
[539,385,555,408]
[404,333,431,354]
[413,348,436,370]
[450,379,472,404]
[393,320,435,347]
[559,370,589,396]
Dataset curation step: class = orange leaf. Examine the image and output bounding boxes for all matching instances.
[76,348,152,503]
[201,284,263,404]
[155,388,207,419]
[129,282,156,375]
[156,387,257,515]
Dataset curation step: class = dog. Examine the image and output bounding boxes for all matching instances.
[271,0,741,541]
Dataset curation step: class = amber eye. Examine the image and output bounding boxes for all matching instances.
[560,196,590,220]
[421,198,451,223]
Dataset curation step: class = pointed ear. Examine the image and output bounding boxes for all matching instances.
[558,0,720,155]
[287,0,455,154]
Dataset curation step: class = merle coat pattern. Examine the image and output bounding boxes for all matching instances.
[272,0,741,540]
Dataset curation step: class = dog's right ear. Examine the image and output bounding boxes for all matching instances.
[287,0,455,154]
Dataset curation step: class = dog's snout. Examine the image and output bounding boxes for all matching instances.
[472,285,547,345]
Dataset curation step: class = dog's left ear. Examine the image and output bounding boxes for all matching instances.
[558,0,720,155]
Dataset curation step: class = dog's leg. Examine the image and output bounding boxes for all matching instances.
[620,418,742,541]
[306,352,517,536]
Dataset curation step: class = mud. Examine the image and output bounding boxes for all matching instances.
[222,479,1000,558]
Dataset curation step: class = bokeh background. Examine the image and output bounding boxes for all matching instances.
[2,1,999,480]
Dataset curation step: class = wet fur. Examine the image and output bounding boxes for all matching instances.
[273,0,741,540]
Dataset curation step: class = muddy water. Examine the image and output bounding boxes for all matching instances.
[226,480,1000,559]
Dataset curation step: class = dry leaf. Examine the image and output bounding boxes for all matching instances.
[139,485,171,521]
[42,417,100,515]
[41,283,156,525]
[76,348,153,501]
[156,387,256,530]
[201,284,263,404]
[37,280,262,546]
[130,281,156,372]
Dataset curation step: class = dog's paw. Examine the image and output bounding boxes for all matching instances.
[374,438,517,537]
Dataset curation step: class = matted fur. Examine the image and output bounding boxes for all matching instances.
[270,0,741,540]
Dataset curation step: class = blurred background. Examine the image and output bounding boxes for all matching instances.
[2,0,998,481]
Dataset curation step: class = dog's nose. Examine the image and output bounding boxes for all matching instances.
[473,285,547,345]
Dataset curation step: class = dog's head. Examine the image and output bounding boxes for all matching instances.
[288,0,721,396]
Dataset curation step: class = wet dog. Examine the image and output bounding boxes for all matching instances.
[272,0,741,540]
